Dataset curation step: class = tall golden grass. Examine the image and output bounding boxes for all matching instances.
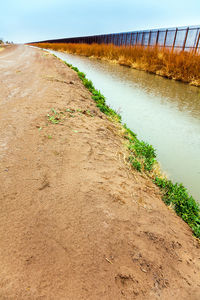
[32,43,200,86]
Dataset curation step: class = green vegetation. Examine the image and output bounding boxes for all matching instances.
[154,177,200,237]
[47,108,65,124]
[46,106,94,127]
[128,139,156,172]
[60,56,200,238]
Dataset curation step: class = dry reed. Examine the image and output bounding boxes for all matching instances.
[32,42,200,86]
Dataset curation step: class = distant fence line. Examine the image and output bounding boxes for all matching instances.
[33,25,200,52]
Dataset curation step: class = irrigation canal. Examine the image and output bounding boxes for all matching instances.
[49,49,200,203]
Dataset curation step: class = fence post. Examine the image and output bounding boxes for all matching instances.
[156,30,159,46]
[121,34,123,46]
[130,32,133,47]
[182,27,189,51]
[172,28,178,52]
[125,33,128,47]
[135,32,139,46]
[148,31,151,46]
[141,31,144,46]
[132,33,135,46]
[164,29,168,48]
[113,34,116,45]
[194,30,200,53]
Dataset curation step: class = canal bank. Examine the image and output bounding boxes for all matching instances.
[47,49,200,204]
[0,45,200,299]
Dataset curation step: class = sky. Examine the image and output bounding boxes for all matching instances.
[1,0,200,43]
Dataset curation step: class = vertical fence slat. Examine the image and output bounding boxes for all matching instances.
[172,28,178,51]
[135,32,139,46]
[194,30,200,53]
[164,29,168,47]
[116,34,119,46]
[130,32,133,46]
[114,34,116,45]
[125,33,128,46]
[148,31,151,46]
[41,26,200,52]
[119,34,122,46]
[123,33,125,46]
[156,30,159,46]
[141,32,144,46]
[182,27,189,51]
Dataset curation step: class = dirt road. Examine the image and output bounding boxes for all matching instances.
[0,45,200,299]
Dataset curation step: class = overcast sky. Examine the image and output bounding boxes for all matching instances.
[1,0,200,43]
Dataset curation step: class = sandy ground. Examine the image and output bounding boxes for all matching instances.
[0,45,200,300]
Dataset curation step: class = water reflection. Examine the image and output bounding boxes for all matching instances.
[88,58,200,119]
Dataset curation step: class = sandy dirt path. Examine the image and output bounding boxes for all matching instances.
[0,45,200,300]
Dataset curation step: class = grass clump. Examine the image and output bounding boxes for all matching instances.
[47,108,64,124]
[129,157,142,172]
[44,52,200,239]
[128,140,156,172]
[154,177,200,237]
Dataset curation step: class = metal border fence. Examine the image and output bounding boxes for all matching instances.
[33,25,200,52]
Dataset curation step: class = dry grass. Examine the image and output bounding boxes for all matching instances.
[32,42,200,86]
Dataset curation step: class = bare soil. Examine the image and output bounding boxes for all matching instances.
[0,45,200,300]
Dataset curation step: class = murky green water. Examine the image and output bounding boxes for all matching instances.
[50,50,200,202]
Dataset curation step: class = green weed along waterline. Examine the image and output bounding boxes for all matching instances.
[58,58,200,239]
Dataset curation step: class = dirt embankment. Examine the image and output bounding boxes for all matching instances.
[0,45,200,300]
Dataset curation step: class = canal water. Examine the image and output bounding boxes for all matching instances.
[49,50,200,202]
